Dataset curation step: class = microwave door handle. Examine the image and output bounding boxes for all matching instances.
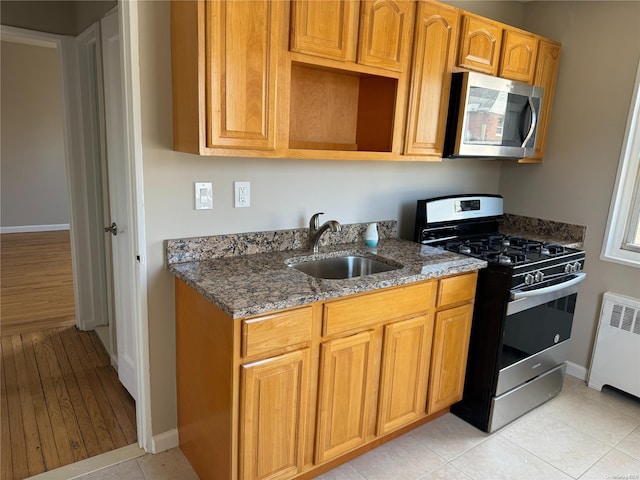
[521,96,538,148]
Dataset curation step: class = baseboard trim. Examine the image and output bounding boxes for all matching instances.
[151,428,179,454]
[566,361,588,381]
[1,224,70,234]
[25,443,145,480]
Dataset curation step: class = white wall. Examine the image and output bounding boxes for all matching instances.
[1,40,70,230]
[137,0,503,435]
[499,1,640,368]
[0,0,117,36]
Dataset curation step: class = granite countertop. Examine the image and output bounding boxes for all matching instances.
[169,237,486,319]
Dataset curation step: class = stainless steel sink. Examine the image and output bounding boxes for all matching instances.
[288,255,400,279]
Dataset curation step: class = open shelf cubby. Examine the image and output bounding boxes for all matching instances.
[289,63,398,152]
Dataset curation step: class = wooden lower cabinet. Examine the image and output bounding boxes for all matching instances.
[377,315,433,435]
[427,304,474,414]
[315,331,376,463]
[240,349,310,480]
[175,271,478,480]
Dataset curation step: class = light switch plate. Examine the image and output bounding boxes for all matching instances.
[195,182,213,210]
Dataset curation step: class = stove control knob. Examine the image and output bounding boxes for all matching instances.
[564,264,573,274]
[524,273,535,285]
[573,262,582,272]
[534,271,545,283]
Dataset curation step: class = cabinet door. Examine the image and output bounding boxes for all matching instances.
[526,39,561,163]
[377,315,433,435]
[290,0,359,62]
[240,349,310,480]
[316,331,375,463]
[499,29,538,83]
[357,0,414,72]
[206,1,280,150]
[405,2,459,156]
[457,13,502,75]
[427,304,473,414]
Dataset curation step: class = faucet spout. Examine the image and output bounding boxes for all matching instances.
[308,212,341,253]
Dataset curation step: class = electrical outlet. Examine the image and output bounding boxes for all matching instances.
[194,182,213,210]
[234,181,250,208]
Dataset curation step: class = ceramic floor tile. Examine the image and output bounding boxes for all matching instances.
[451,435,573,480]
[407,413,490,460]
[349,433,446,480]
[563,374,584,392]
[73,459,146,480]
[578,449,640,480]
[315,463,366,480]
[576,383,640,420]
[418,463,474,480]
[538,387,640,446]
[499,409,610,477]
[617,425,640,461]
[136,447,199,480]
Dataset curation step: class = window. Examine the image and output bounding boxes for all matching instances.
[601,61,640,267]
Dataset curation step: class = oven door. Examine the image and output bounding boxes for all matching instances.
[495,272,586,396]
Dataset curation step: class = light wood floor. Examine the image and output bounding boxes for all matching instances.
[1,231,136,479]
[1,326,137,479]
[1,231,76,337]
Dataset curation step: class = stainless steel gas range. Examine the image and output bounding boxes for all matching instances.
[414,194,586,432]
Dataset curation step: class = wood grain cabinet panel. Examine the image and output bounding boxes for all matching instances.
[323,281,436,336]
[437,272,477,308]
[457,13,502,75]
[240,349,310,480]
[377,315,433,435]
[315,331,375,463]
[428,304,473,414]
[205,0,281,150]
[499,29,538,83]
[241,306,312,358]
[290,0,360,62]
[525,39,561,163]
[357,0,415,72]
[405,1,459,156]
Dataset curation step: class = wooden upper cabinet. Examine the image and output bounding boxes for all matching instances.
[290,0,360,62]
[457,13,502,76]
[499,29,539,83]
[525,39,561,163]
[405,1,459,156]
[205,1,281,150]
[357,0,415,72]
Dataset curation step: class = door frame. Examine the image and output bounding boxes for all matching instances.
[0,3,152,453]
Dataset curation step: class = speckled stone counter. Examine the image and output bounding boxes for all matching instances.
[500,213,586,248]
[167,223,486,319]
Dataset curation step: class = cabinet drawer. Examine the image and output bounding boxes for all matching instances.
[437,273,477,308]
[323,281,436,336]
[242,307,313,358]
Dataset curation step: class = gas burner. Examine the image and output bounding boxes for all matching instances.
[540,243,566,256]
[486,235,510,247]
[485,249,529,265]
[445,240,489,256]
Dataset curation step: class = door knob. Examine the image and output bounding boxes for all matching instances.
[104,222,118,236]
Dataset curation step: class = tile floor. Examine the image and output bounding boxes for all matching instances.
[75,375,640,480]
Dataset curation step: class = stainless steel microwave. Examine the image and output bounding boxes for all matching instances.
[443,71,543,159]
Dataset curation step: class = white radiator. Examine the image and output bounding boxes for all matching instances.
[588,292,640,397]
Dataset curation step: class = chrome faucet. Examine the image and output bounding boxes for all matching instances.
[308,212,341,253]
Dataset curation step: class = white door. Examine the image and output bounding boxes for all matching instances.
[101,10,138,400]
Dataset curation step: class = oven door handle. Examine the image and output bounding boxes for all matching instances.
[511,272,587,300]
